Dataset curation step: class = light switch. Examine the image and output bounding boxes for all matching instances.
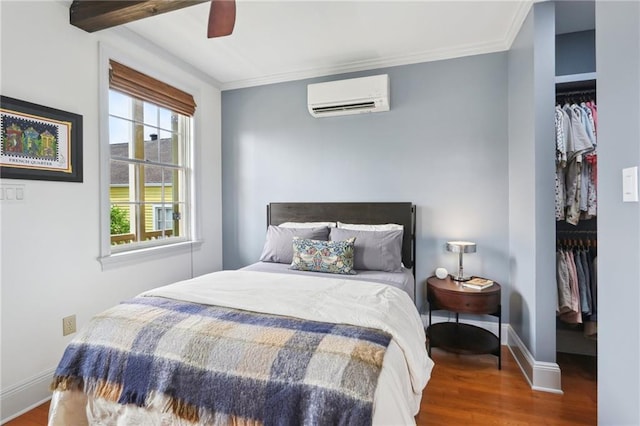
[0,184,26,202]
[623,166,639,202]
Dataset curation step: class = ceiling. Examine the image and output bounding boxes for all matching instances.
[111,1,536,91]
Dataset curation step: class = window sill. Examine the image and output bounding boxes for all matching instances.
[98,240,203,270]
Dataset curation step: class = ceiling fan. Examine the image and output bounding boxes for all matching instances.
[208,0,236,38]
[69,0,236,38]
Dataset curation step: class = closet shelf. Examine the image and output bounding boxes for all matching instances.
[555,72,597,84]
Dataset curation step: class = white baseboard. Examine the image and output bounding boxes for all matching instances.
[421,314,563,394]
[1,368,54,424]
[507,326,563,394]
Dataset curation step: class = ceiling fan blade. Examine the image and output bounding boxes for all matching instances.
[208,0,236,38]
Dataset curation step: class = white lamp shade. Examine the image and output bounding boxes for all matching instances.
[446,241,476,253]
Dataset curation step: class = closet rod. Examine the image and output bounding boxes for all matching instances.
[557,236,597,242]
[556,229,597,234]
[556,88,596,96]
[557,238,597,248]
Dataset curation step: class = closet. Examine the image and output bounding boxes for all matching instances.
[554,6,597,358]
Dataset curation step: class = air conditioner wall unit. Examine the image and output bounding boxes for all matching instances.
[307,74,390,118]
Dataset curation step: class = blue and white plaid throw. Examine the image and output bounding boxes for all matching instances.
[51,296,392,425]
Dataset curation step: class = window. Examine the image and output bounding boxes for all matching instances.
[154,205,175,231]
[104,60,196,256]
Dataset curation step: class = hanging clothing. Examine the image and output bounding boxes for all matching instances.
[555,90,598,348]
[555,106,568,221]
[585,161,597,217]
[565,157,583,225]
[555,106,569,166]
[557,250,572,314]
[575,249,591,315]
[590,254,598,321]
[586,101,597,135]
[580,103,596,147]
[556,245,597,328]
[584,254,598,339]
[559,249,582,324]
[555,99,598,225]
[566,104,594,162]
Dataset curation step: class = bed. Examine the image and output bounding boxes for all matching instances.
[48,202,433,425]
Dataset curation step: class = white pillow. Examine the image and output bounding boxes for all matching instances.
[278,221,337,228]
[337,222,403,231]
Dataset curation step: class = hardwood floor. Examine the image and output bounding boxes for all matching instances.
[417,347,597,425]
[4,401,50,426]
[6,347,596,426]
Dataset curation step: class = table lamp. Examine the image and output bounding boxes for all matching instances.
[446,241,476,281]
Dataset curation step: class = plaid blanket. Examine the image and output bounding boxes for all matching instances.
[51,296,392,425]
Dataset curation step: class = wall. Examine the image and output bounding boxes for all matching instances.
[221,53,510,317]
[555,30,596,76]
[596,1,640,423]
[0,1,223,420]
[506,2,557,364]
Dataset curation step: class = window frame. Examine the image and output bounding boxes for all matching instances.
[98,44,201,269]
[107,101,189,253]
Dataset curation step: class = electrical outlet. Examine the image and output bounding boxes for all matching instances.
[62,315,76,336]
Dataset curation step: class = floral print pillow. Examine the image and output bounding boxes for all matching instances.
[291,237,356,275]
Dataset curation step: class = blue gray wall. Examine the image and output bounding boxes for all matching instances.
[222,53,510,314]
[507,1,557,361]
[556,30,596,76]
[596,1,640,423]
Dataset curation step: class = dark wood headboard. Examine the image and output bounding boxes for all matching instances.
[267,202,416,270]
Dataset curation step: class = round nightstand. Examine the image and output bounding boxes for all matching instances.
[426,275,502,369]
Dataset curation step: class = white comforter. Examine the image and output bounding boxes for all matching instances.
[49,270,433,425]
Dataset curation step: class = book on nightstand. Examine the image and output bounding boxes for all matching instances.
[462,277,494,290]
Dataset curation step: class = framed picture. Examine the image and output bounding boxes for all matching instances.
[1,95,83,182]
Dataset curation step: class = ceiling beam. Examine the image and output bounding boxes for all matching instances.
[70,0,209,33]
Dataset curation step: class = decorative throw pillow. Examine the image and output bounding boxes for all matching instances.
[291,237,356,275]
[330,227,403,272]
[259,226,330,264]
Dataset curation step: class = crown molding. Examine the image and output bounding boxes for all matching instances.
[504,1,535,49]
[221,37,510,91]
